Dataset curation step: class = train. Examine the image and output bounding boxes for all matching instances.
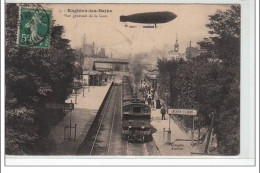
[121,76,152,142]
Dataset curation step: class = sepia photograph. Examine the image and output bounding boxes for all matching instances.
[3,1,256,166]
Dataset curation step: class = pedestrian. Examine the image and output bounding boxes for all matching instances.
[148,86,151,93]
[147,96,152,107]
[160,106,166,120]
[151,92,154,100]
[144,92,148,102]
[151,99,154,109]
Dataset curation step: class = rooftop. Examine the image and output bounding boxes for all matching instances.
[84,57,129,70]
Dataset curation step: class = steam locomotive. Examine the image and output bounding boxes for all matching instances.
[121,76,152,142]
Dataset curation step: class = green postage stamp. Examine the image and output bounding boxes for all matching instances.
[18,7,52,48]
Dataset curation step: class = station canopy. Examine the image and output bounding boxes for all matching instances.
[83,70,102,76]
[84,57,129,71]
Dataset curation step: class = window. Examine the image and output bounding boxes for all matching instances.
[133,107,141,113]
[123,106,130,112]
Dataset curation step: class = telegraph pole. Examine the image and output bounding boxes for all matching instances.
[75,89,77,104]
[165,92,170,131]
[198,108,201,143]
[191,116,195,146]
[165,92,171,144]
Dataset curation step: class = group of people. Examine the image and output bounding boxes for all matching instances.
[140,81,166,120]
[140,82,156,108]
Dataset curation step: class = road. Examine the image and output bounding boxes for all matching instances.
[77,85,160,156]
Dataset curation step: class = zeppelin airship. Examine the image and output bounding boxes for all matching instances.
[120,11,177,28]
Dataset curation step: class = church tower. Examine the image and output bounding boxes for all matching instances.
[174,34,179,53]
[82,34,86,47]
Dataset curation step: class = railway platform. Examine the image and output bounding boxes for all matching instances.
[47,82,112,155]
[151,108,203,156]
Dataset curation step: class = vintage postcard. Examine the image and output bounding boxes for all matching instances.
[3,1,256,166]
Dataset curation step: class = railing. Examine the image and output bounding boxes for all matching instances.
[170,115,191,133]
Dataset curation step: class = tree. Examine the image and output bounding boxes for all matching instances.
[5,4,80,154]
[156,5,240,155]
[157,58,178,106]
[198,5,240,155]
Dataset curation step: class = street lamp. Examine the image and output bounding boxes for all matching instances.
[75,88,77,104]
[82,78,85,97]
[156,83,160,107]
[70,100,73,140]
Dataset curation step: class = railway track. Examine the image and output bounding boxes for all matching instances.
[126,138,160,156]
[77,85,160,156]
[89,86,120,155]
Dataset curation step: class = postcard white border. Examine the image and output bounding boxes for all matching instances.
[1,0,258,168]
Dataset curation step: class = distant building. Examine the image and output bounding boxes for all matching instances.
[84,58,129,72]
[168,35,185,60]
[186,45,200,59]
[80,34,107,58]
[168,51,186,60]
[80,34,95,57]
[82,57,129,86]
[97,48,106,58]
[174,35,179,53]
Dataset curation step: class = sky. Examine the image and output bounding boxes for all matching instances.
[44,4,231,58]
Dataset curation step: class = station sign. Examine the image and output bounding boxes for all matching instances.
[45,103,74,110]
[67,103,74,110]
[168,109,197,116]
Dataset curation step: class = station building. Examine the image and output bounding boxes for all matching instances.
[82,57,129,86]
